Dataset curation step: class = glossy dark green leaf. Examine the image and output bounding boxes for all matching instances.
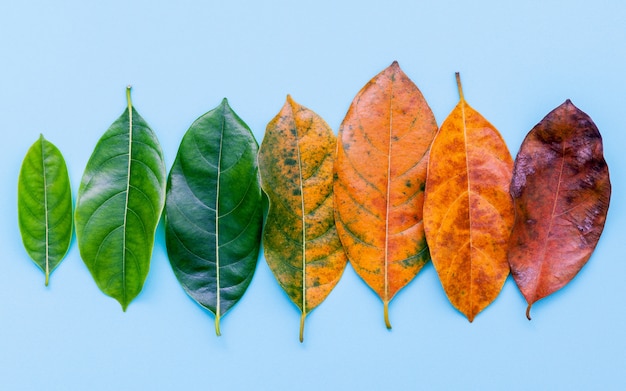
[18,134,72,286]
[165,98,263,335]
[75,87,166,310]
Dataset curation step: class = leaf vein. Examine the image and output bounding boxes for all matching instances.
[335,212,377,248]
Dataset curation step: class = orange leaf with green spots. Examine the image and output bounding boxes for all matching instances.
[423,73,514,322]
[333,61,437,328]
[258,95,347,342]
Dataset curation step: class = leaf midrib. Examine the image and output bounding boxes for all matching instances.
[40,136,50,284]
[294,111,307,317]
[461,99,474,315]
[533,143,566,300]
[384,82,393,307]
[121,98,133,308]
[215,106,225,322]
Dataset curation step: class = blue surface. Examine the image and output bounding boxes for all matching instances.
[1,1,625,389]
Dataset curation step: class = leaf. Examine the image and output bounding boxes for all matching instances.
[333,61,437,328]
[423,73,514,322]
[165,99,263,336]
[258,95,347,342]
[75,87,166,310]
[18,134,72,286]
[508,100,611,319]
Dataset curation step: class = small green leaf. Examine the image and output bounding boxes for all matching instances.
[75,87,166,310]
[18,134,72,286]
[165,99,263,335]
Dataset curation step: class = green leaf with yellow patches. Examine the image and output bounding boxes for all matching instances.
[258,95,347,342]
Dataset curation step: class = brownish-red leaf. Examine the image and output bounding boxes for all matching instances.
[508,100,611,319]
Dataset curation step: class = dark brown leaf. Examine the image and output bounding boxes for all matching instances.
[508,100,611,319]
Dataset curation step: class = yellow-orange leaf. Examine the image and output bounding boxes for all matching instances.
[258,95,347,342]
[423,73,514,322]
[334,61,437,328]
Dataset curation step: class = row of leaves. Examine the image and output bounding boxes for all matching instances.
[17,62,611,341]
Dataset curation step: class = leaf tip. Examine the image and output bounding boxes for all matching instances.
[283,94,300,115]
[391,60,399,68]
[218,98,233,114]
[562,99,577,110]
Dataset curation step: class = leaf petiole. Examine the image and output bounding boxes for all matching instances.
[455,72,465,101]
[299,311,306,343]
[384,301,391,329]
[215,313,222,336]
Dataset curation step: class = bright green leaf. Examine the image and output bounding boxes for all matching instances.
[165,98,263,336]
[75,87,166,310]
[18,134,72,286]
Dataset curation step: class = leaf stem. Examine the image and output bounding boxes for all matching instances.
[384,301,392,329]
[299,311,306,343]
[526,304,532,321]
[126,85,132,110]
[455,72,465,102]
[215,313,222,336]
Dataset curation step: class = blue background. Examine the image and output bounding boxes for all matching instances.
[1,1,625,389]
